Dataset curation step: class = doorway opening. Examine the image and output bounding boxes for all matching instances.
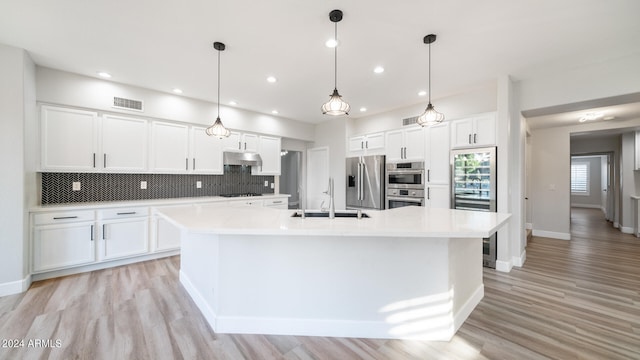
[280,149,303,209]
[569,152,615,234]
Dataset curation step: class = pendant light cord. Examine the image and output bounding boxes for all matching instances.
[217,49,221,118]
[334,21,338,90]
[428,41,431,104]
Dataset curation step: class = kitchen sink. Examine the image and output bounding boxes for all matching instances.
[291,211,369,218]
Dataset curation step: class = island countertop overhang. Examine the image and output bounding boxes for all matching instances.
[157,204,511,238]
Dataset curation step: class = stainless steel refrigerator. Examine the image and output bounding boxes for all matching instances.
[346,155,386,210]
[451,147,497,268]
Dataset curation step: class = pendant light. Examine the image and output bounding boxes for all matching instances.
[321,9,350,116]
[206,41,231,138]
[416,34,445,127]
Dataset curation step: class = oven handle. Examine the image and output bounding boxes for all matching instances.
[387,196,424,204]
[387,170,424,175]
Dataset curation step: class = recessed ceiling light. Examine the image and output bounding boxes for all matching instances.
[360,107,367,112]
[325,39,338,48]
[579,112,603,123]
[172,88,183,94]
[418,90,427,96]
[271,110,279,114]
[267,76,277,83]
[373,66,384,74]
[97,72,112,78]
[229,101,238,106]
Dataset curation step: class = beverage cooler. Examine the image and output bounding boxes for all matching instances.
[451,146,497,268]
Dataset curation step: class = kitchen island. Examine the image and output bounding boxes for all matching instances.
[158,204,510,341]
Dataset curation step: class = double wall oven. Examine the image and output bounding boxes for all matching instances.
[386,161,425,209]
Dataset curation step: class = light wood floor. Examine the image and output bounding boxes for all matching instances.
[1,208,639,359]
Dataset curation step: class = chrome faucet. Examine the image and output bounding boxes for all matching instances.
[322,177,335,219]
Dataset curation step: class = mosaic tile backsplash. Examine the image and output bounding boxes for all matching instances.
[41,166,275,204]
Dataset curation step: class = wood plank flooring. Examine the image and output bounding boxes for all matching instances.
[1,208,639,359]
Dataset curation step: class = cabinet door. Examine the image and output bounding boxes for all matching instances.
[426,185,451,209]
[33,223,96,272]
[102,115,148,171]
[473,113,496,146]
[348,136,366,153]
[223,131,243,151]
[426,122,450,184]
[151,122,190,172]
[366,132,385,150]
[242,133,259,152]
[191,127,223,174]
[404,127,425,161]
[385,130,404,161]
[41,106,98,171]
[253,136,281,175]
[154,216,181,251]
[100,218,149,261]
[450,118,474,148]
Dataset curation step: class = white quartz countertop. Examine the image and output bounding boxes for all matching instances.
[30,194,290,212]
[158,204,511,238]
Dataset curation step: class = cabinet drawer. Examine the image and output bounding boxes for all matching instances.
[99,207,149,220]
[264,198,287,207]
[33,210,95,225]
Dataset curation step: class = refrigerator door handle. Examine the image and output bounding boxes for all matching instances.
[356,163,362,201]
[359,162,365,200]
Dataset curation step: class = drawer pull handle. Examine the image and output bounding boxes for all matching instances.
[53,216,78,220]
[91,225,94,241]
[272,201,283,204]
[116,212,136,215]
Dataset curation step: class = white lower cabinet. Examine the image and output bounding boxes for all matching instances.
[153,214,182,252]
[98,208,149,261]
[426,185,450,209]
[32,211,97,273]
[264,197,288,209]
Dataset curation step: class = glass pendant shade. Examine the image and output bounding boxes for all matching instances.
[205,117,231,138]
[416,103,444,127]
[322,88,350,115]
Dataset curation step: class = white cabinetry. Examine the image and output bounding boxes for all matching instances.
[151,208,182,252]
[191,126,224,174]
[102,115,148,171]
[386,127,425,161]
[150,121,190,172]
[32,210,96,272]
[229,199,264,207]
[41,106,99,171]
[425,122,451,209]
[98,208,149,261]
[450,113,496,148]
[252,135,281,175]
[224,132,258,152]
[348,132,385,155]
[264,197,288,209]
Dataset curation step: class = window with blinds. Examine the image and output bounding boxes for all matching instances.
[571,162,589,195]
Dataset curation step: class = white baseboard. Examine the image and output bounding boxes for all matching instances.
[512,249,527,267]
[525,223,533,230]
[571,204,602,209]
[614,222,620,229]
[532,229,571,240]
[179,270,218,331]
[452,285,484,334]
[0,274,32,297]
[620,226,634,234]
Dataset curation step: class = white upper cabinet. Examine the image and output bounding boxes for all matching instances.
[252,135,281,175]
[348,132,385,155]
[101,115,148,172]
[150,121,190,173]
[450,113,496,148]
[191,126,223,174]
[386,127,425,162]
[41,106,99,171]
[425,122,450,185]
[224,132,258,153]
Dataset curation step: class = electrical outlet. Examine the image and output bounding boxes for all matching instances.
[271,182,275,189]
[140,181,147,190]
[72,182,81,191]
[264,181,269,187]
[196,181,202,189]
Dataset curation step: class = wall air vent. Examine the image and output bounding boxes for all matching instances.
[402,116,418,126]
[113,97,144,112]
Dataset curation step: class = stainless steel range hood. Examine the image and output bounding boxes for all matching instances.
[223,151,263,166]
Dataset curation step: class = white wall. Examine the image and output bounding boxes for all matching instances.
[36,67,315,142]
[0,44,35,295]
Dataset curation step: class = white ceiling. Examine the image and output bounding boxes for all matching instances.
[1,0,639,124]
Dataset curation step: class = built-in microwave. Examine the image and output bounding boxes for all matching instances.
[386,162,425,189]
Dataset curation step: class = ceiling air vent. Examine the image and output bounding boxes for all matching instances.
[402,116,418,126]
[112,96,144,112]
